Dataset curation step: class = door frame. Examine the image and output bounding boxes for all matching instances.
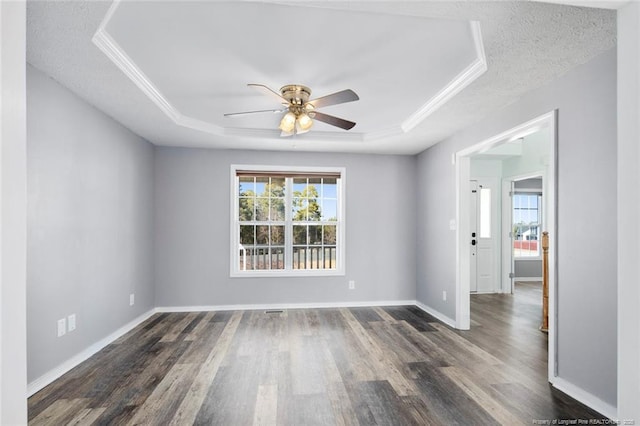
[454,110,557,382]
[470,180,478,293]
[502,171,545,294]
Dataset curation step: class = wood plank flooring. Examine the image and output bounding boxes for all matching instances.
[29,283,605,425]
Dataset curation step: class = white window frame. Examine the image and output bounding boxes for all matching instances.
[230,164,346,277]
[512,191,543,260]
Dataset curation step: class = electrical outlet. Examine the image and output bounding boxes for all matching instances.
[68,314,76,332]
[129,293,135,306]
[57,318,66,337]
[348,280,355,290]
[442,291,447,301]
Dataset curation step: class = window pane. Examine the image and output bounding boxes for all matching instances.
[269,178,285,197]
[321,199,337,221]
[306,198,321,221]
[295,188,320,221]
[239,177,254,195]
[256,225,269,245]
[240,225,254,245]
[270,247,285,270]
[292,199,307,221]
[293,178,307,193]
[479,188,491,238]
[323,225,336,245]
[293,246,307,269]
[256,199,269,221]
[238,198,254,221]
[322,178,337,198]
[255,177,268,195]
[241,247,280,271]
[270,198,285,221]
[322,246,336,269]
[293,225,306,245]
[513,193,541,257]
[271,226,285,245]
[309,225,322,245]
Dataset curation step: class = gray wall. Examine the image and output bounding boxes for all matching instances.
[514,178,543,190]
[514,259,541,279]
[155,148,417,307]
[416,48,617,406]
[26,65,156,382]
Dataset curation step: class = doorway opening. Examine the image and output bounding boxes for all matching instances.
[505,174,544,294]
[454,110,557,383]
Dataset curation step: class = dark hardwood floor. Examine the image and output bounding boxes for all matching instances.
[29,283,604,425]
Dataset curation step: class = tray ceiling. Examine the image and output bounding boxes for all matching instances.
[26,1,616,154]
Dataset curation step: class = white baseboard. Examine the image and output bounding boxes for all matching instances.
[155,299,417,313]
[27,308,157,397]
[414,301,457,328]
[552,376,617,419]
[514,277,543,282]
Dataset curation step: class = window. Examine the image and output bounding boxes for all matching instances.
[513,193,542,257]
[479,187,492,238]
[231,165,345,276]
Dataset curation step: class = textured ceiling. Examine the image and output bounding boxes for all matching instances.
[26,1,616,155]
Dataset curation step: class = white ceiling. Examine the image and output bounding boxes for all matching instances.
[26,1,616,155]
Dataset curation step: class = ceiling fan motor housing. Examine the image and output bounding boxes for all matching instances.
[280,85,311,106]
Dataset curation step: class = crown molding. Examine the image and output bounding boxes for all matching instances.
[401,21,487,133]
[94,4,486,143]
[92,25,181,124]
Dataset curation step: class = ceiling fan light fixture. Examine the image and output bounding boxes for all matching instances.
[227,84,359,136]
[297,112,313,132]
[295,121,309,135]
[279,111,296,133]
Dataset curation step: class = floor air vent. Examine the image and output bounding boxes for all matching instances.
[265,309,284,314]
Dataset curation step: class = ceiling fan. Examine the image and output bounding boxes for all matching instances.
[224,84,359,136]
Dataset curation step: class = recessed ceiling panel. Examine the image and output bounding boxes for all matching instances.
[99,1,482,138]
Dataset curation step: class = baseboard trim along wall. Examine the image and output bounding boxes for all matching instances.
[552,377,617,420]
[414,301,457,328]
[155,300,417,313]
[514,277,543,282]
[27,309,157,397]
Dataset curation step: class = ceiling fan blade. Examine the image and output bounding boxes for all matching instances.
[248,83,289,105]
[307,89,359,109]
[312,111,356,130]
[224,108,285,117]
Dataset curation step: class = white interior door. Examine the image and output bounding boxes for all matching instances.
[472,178,499,293]
[470,181,478,293]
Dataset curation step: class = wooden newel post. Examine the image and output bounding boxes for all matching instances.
[540,231,549,333]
